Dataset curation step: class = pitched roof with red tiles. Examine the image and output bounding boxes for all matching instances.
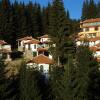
[37,48,48,51]
[24,39,40,44]
[96,58,100,63]
[95,43,100,47]
[81,18,100,23]
[17,36,33,41]
[87,37,100,42]
[89,46,100,52]
[89,46,97,52]
[0,40,7,45]
[31,54,54,64]
[38,35,49,38]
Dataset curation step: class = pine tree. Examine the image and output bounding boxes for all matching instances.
[0,61,7,100]
[97,2,100,17]
[50,55,76,100]
[6,75,19,100]
[81,0,98,20]
[31,3,42,37]
[49,0,72,65]
[0,60,19,100]
[19,63,41,100]
[88,0,97,19]
[42,3,51,34]
[81,0,89,20]
[50,65,64,100]
[62,55,76,100]
[74,46,100,100]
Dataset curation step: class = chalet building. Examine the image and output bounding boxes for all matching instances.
[17,36,33,52]
[24,39,40,55]
[76,18,100,62]
[17,35,54,73]
[79,18,100,38]
[27,54,54,73]
[38,34,50,43]
[38,34,51,48]
[17,35,53,59]
[0,40,12,62]
[37,34,53,59]
[76,18,100,47]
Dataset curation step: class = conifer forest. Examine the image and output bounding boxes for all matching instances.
[0,0,100,100]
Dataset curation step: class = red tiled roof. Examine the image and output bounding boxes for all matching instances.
[77,37,100,42]
[89,46,97,52]
[25,39,40,44]
[17,36,33,41]
[0,40,7,45]
[96,58,100,63]
[87,37,100,42]
[37,48,48,51]
[81,18,100,23]
[38,35,49,38]
[32,54,54,64]
[89,46,100,52]
[95,43,100,47]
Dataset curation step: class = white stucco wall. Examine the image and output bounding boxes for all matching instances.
[94,51,100,57]
[98,27,100,31]
[49,54,53,59]
[76,40,100,47]
[89,42,95,47]
[3,45,11,50]
[25,44,38,52]
[76,41,81,46]
[26,63,50,73]
[0,45,2,49]
[0,44,11,50]
[19,40,30,47]
[40,38,50,43]
[83,28,86,32]
[95,40,100,45]
[89,27,94,31]
[38,64,49,73]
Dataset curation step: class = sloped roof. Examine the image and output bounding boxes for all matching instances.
[77,37,100,42]
[24,39,40,44]
[87,37,100,42]
[81,18,100,23]
[96,58,100,63]
[17,36,33,41]
[0,40,7,45]
[32,54,53,64]
[37,47,48,51]
[89,46,100,52]
[38,35,49,38]
[95,43,100,47]
[89,46,97,52]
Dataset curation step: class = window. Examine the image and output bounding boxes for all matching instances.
[19,41,21,46]
[33,52,37,57]
[92,33,96,37]
[40,65,43,72]
[23,44,25,51]
[28,44,31,50]
[95,27,98,31]
[34,44,36,49]
[85,28,89,31]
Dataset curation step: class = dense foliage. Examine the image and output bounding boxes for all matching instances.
[0,0,79,50]
[0,0,100,100]
[81,0,100,20]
